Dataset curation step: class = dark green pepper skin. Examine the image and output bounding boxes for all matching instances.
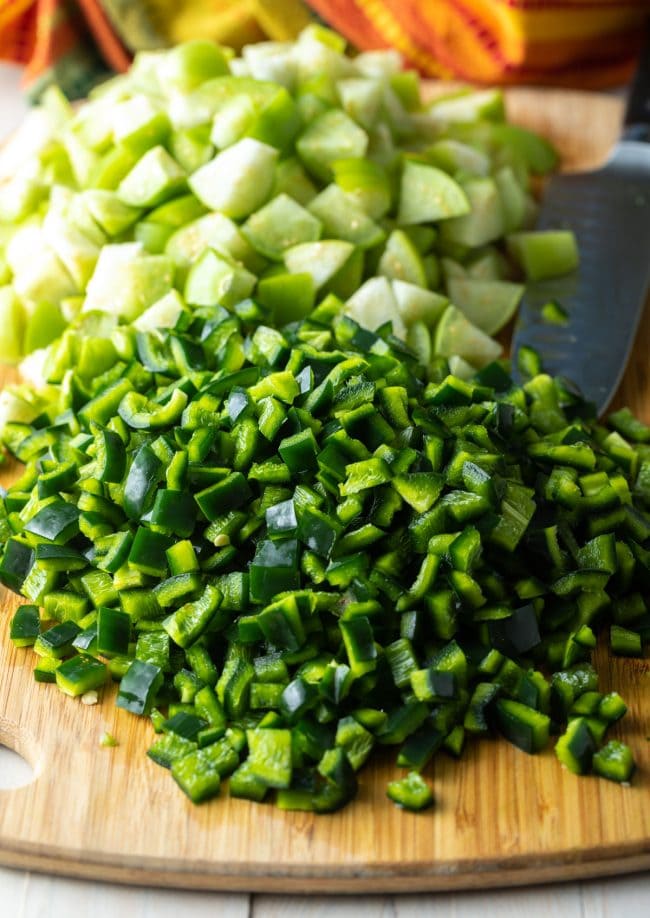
[0,539,34,592]
[117,660,163,716]
[24,500,80,544]
[123,445,163,520]
[250,539,300,604]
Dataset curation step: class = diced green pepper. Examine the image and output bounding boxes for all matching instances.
[10,604,40,647]
[386,771,434,811]
[592,740,635,783]
[117,660,163,716]
[56,656,106,697]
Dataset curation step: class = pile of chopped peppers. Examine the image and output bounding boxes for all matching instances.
[1,301,647,811]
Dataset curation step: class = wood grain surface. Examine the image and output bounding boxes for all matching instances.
[0,86,648,894]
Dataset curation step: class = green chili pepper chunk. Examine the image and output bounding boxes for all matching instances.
[118,389,188,430]
[56,656,107,697]
[592,740,636,783]
[10,604,40,647]
[117,660,164,715]
[386,771,434,811]
[97,606,131,656]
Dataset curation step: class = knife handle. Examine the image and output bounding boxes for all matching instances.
[624,38,650,142]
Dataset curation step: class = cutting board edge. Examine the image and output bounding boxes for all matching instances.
[0,835,649,893]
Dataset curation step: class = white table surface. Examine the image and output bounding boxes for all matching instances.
[0,61,648,916]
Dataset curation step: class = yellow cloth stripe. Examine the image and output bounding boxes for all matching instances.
[356,0,449,76]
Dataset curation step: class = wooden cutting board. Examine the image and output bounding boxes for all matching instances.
[0,86,649,894]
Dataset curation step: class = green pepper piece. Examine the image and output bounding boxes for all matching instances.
[250,539,300,604]
[128,527,172,578]
[555,717,596,774]
[92,426,127,483]
[335,715,374,771]
[278,428,318,475]
[171,738,240,803]
[495,698,550,754]
[166,539,199,575]
[43,590,88,622]
[163,584,221,648]
[135,630,170,671]
[96,606,131,656]
[123,445,163,520]
[117,660,163,716]
[37,460,78,498]
[80,569,119,608]
[148,733,198,769]
[56,656,107,697]
[296,504,342,558]
[265,498,298,536]
[229,761,268,802]
[592,740,635,783]
[0,539,35,592]
[34,657,61,683]
[487,604,541,656]
[245,728,292,789]
[10,604,40,647]
[163,711,207,741]
[24,500,80,545]
[78,379,134,427]
[195,472,252,520]
[386,771,434,811]
[280,676,319,723]
[153,571,202,609]
[340,616,376,679]
[34,621,82,659]
[118,388,188,430]
[250,682,284,710]
[94,531,133,574]
[256,593,305,650]
[35,544,88,573]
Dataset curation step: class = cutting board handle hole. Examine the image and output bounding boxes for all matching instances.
[0,743,34,789]
[0,721,38,789]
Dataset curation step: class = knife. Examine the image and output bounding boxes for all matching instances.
[511,42,650,416]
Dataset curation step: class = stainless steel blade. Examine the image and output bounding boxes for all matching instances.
[511,140,650,415]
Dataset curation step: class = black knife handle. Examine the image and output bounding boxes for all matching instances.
[624,36,650,142]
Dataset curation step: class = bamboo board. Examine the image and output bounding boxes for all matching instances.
[0,86,649,894]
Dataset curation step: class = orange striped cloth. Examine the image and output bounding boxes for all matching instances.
[0,0,131,98]
[0,0,647,100]
[309,0,649,88]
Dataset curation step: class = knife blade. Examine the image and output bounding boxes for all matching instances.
[511,44,650,417]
